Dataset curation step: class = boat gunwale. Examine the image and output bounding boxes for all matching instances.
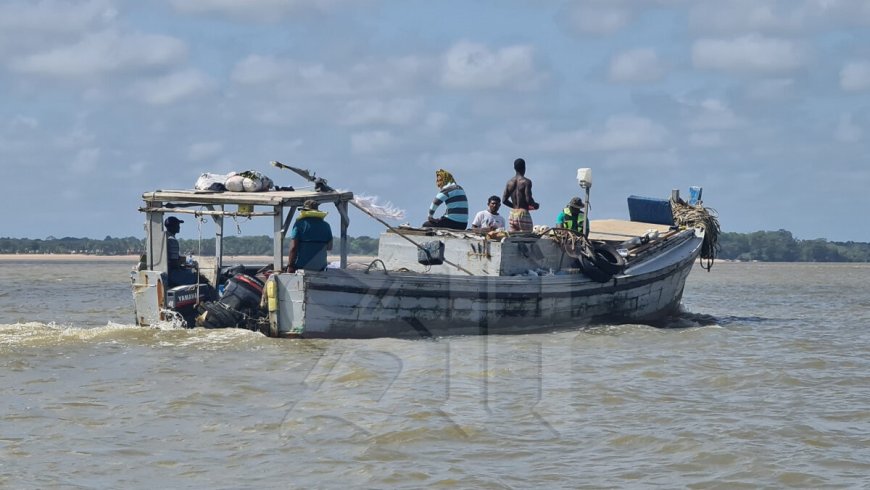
[294,232,703,301]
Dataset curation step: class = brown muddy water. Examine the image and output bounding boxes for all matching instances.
[1,260,868,488]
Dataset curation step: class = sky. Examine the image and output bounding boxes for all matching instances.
[1,0,869,242]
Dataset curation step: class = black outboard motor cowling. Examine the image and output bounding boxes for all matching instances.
[197,273,265,330]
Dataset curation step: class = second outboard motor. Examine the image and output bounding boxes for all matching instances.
[197,273,265,330]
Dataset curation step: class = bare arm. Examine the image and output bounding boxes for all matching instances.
[525,180,539,210]
[286,239,299,272]
[502,179,516,209]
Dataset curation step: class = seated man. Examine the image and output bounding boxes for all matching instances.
[470,195,506,232]
[556,197,586,235]
[421,169,468,230]
[286,200,333,272]
[164,216,198,287]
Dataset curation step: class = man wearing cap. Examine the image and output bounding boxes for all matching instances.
[556,197,586,235]
[286,199,333,273]
[164,216,197,286]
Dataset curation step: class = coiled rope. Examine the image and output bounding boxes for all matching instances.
[543,226,593,260]
[670,199,720,271]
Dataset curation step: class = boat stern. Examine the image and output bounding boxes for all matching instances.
[131,270,164,327]
[268,272,307,337]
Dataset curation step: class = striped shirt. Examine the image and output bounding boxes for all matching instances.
[429,183,468,225]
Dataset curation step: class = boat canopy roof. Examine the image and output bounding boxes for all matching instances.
[139,188,356,274]
[140,189,354,208]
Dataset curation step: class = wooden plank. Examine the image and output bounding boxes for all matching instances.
[588,219,672,242]
[141,189,354,206]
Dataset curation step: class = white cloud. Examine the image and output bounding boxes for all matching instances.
[840,61,870,92]
[231,54,430,96]
[690,0,870,34]
[340,98,423,126]
[69,147,101,174]
[745,78,796,100]
[130,69,215,105]
[187,141,225,162]
[9,116,39,130]
[11,30,187,79]
[168,0,362,21]
[55,124,95,149]
[835,114,863,143]
[562,4,633,35]
[441,41,543,90]
[686,99,742,130]
[591,116,670,151]
[351,130,399,155]
[126,161,147,177]
[602,148,681,168]
[423,112,449,133]
[689,1,807,33]
[692,35,805,74]
[530,115,669,153]
[0,0,116,35]
[609,48,666,83]
[232,56,353,94]
[557,0,692,36]
[689,132,724,147]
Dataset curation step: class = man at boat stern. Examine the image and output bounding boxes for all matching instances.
[286,200,333,273]
[165,216,198,287]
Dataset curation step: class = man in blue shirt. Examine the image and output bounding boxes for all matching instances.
[286,200,333,272]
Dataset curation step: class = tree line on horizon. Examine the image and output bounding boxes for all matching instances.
[2,230,870,262]
[0,235,381,257]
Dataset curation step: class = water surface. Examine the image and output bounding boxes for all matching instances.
[1,260,868,488]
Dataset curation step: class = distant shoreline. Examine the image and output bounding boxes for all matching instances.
[0,254,140,262]
[0,254,373,263]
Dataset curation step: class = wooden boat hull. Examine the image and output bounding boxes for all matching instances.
[271,231,703,338]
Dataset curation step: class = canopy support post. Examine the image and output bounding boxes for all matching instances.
[273,204,284,271]
[337,200,350,269]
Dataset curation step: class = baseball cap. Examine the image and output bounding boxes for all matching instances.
[164,216,184,227]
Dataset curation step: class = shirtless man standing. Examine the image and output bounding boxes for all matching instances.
[502,158,539,232]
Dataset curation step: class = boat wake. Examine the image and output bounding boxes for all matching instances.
[0,321,267,351]
[660,311,721,329]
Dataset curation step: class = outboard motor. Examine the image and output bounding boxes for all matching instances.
[166,283,216,327]
[196,273,265,330]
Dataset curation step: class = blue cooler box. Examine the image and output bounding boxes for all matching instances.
[627,195,674,225]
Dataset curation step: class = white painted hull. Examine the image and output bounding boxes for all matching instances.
[273,231,703,338]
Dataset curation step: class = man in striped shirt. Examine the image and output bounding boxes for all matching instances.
[421,169,468,230]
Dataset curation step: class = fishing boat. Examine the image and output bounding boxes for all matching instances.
[131,165,719,338]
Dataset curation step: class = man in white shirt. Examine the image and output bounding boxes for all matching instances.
[470,195,507,232]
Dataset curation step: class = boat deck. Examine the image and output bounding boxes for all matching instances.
[392,219,673,242]
[587,219,673,242]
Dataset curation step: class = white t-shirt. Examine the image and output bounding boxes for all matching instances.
[471,210,506,230]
